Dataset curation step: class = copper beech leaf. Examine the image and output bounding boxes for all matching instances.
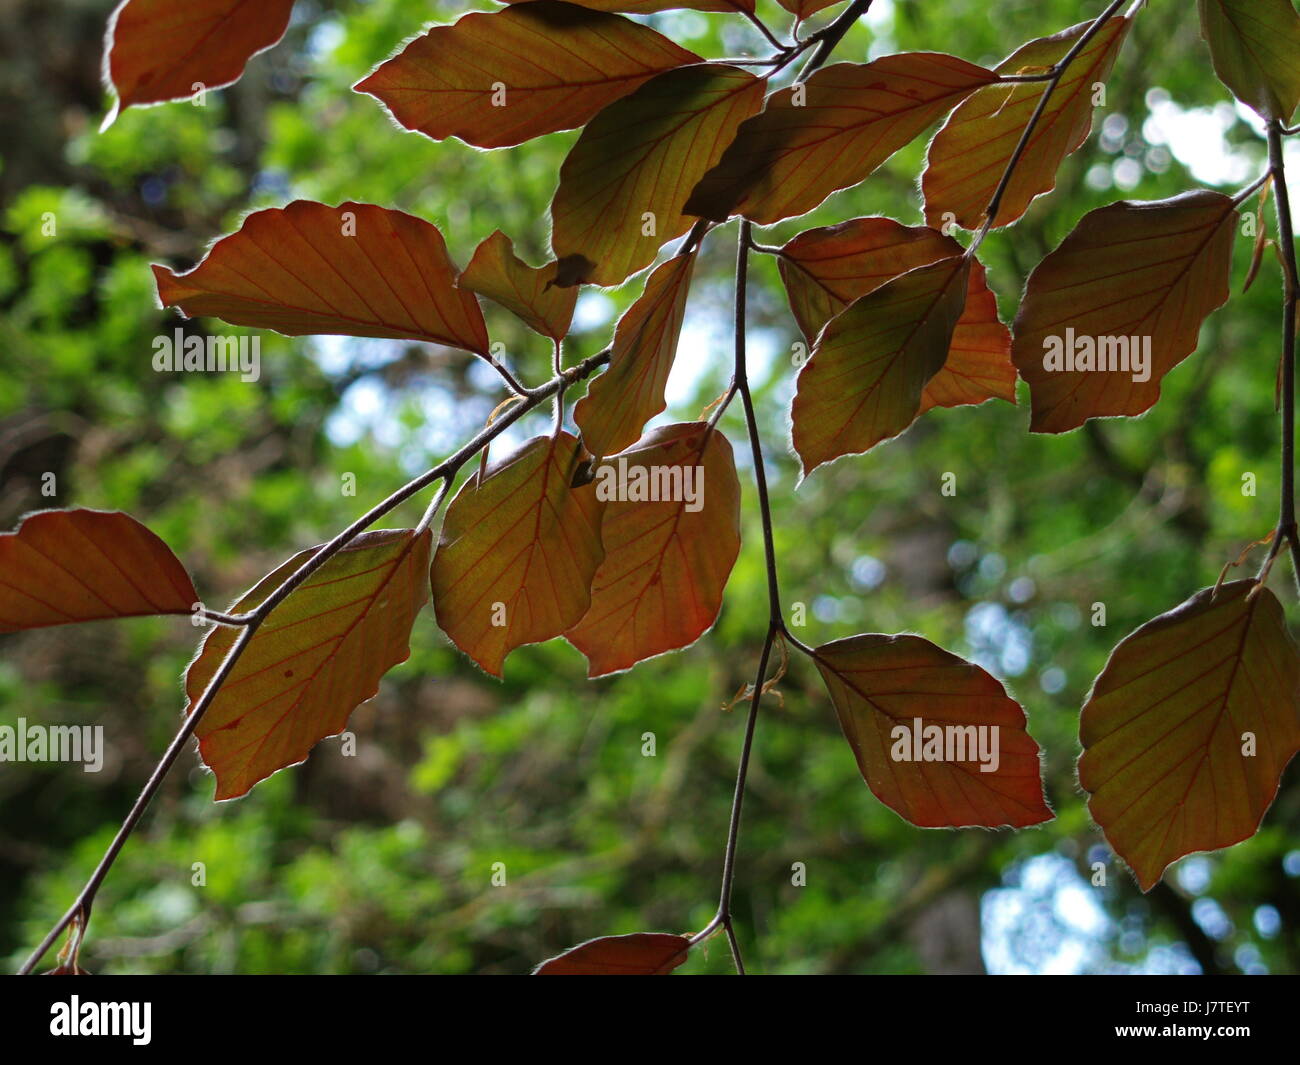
[567,423,740,677]
[1012,191,1237,434]
[185,529,432,801]
[354,2,700,150]
[0,509,196,632]
[1198,0,1300,122]
[1243,179,1272,296]
[779,218,1015,415]
[103,0,293,126]
[791,255,969,476]
[431,432,605,677]
[42,964,93,976]
[573,252,696,459]
[506,0,754,12]
[923,16,1129,231]
[814,634,1052,828]
[777,0,846,18]
[461,231,576,343]
[550,64,763,287]
[685,54,999,225]
[1079,582,1300,891]
[533,933,691,974]
[153,201,490,357]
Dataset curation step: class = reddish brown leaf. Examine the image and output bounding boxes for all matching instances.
[0,509,196,632]
[1079,582,1300,891]
[791,256,969,475]
[103,0,293,123]
[923,16,1129,231]
[1199,0,1300,122]
[354,2,700,150]
[573,253,696,459]
[919,258,1013,415]
[533,932,691,974]
[508,0,754,11]
[567,423,740,677]
[186,529,432,800]
[814,634,1053,828]
[550,64,763,287]
[1012,191,1237,433]
[686,54,999,225]
[461,231,576,343]
[1242,178,1272,295]
[153,201,490,356]
[778,218,1014,414]
[776,0,846,18]
[431,432,605,677]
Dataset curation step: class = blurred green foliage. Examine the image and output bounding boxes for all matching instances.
[1,0,1298,974]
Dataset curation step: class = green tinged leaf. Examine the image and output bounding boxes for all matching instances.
[187,529,432,801]
[550,64,763,287]
[1080,582,1300,891]
[1198,0,1300,122]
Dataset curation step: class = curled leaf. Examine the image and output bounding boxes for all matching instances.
[574,252,696,459]
[461,230,576,342]
[1243,177,1272,295]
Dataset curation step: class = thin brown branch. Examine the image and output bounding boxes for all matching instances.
[1264,119,1300,584]
[967,0,1129,257]
[17,347,612,976]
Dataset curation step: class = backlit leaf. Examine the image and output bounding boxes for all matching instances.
[1011,191,1237,433]
[918,257,1012,415]
[0,509,196,632]
[813,634,1053,828]
[431,432,605,677]
[779,218,1014,414]
[507,0,754,12]
[567,423,740,677]
[573,252,696,459]
[103,0,293,123]
[685,54,999,225]
[777,0,846,18]
[550,64,763,287]
[533,932,691,974]
[791,255,969,475]
[1079,582,1300,891]
[354,2,701,150]
[1242,179,1272,295]
[153,201,490,357]
[923,16,1129,231]
[186,529,432,801]
[461,231,576,343]
[1198,0,1300,122]
[41,964,93,976]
